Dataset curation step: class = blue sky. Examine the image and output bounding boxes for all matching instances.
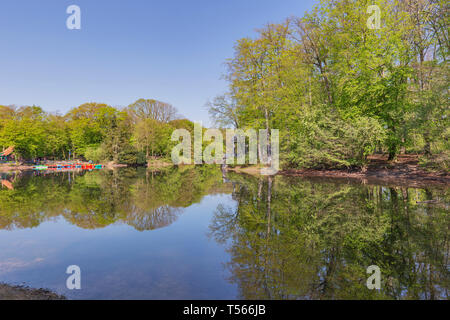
[0,0,316,125]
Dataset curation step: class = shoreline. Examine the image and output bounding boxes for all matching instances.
[1,155,449,188]
[278,168,449,188]
[228,154,449,188]
[0,283,66,300]
[226,166,449,188]
[0,162,128,173]
[0,164,35,172]
[283,154,449,188]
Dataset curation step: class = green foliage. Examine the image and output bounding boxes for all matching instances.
[169,119,195,132]
[117,147,147,165]
[0,108,48,159]
[0,99,184,165]
[419,152,450,172]
[283,113,386,168]
[1,0,447,170]
[84,145,107,163]
[133,118,175,158]
[210,0,448,169]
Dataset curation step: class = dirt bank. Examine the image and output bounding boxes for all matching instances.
[1,155,448,188]
[0,164,34,172]
[104,161,129,169]
[147,158,173,169]
[226,165,266,176]
[0,283,66,300]
[227,155,449,188]
[280,155,449,188]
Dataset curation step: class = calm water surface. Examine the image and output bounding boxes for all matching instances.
[0,167,448,299]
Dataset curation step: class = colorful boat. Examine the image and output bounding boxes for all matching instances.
[33,163,104,171]
[33,165,48,170]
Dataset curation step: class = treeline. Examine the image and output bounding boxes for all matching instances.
[0,99,194,164]
[1,0,448,171]
[208,0,448,169]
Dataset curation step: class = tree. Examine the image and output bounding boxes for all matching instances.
[401,0,449,156]
[207,94,241,128]
[0,115,47,160]
[133,118,173,158]
[127,99,178,124]
[45,114,70,159]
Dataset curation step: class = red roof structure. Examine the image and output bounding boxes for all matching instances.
[0,146,14,156]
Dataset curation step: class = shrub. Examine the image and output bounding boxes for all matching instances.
[117,147,147,165]
[282,115,385,169]
[84,145,107,163]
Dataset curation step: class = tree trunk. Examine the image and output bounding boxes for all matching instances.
[388,149,397,161]
[423,131,432,156]
[265,107,271,164]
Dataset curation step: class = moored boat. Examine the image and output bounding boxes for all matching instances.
[33,163,104,171]
[33,165,48,170]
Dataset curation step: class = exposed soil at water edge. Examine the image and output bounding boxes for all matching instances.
[1,155,448,188]
[0,164,34,172]
[280,154,449,188]
[0,283,66,300]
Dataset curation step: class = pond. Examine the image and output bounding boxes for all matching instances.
[0,167,448,299]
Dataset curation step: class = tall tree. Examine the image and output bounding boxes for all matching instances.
[127,99,178,124]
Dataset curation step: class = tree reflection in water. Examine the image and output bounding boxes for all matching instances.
[209,173,449,300]
[0,168,448,299]
[0,166,228,231]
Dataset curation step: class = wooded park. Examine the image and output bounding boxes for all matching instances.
[0,0,448,175]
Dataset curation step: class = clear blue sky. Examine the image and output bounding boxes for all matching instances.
[0,0,316,125]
